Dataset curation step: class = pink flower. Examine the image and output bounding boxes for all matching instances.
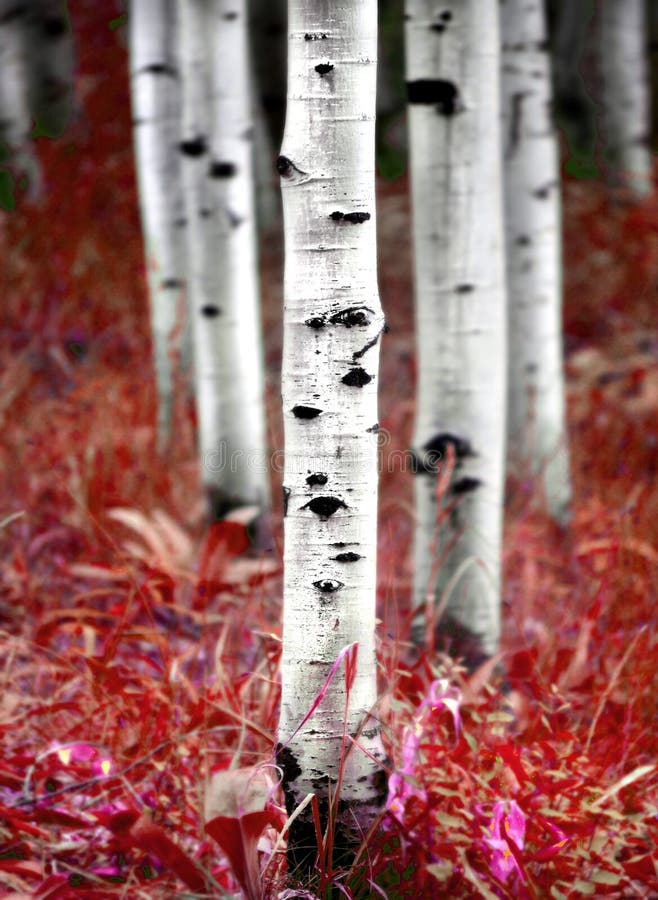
[482,800,527,883]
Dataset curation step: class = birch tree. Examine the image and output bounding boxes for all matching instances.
[276,0,386,873]
[25,0,74,139]
[406,0,507,664]
[501,0,571,524]
[0,1,40,195]
[600,0,653,196]
[177,0,269,527]
[129,0,186,447]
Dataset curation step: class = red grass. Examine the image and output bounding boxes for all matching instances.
[2,4,658,897]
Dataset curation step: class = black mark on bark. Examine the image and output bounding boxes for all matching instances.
[201,305,220,317]
[329,306,373,327]
[342,367,372,387]
[407,79,460,115]
[305,32,327,40]
[141,63,177,77]
[292,405,322,419]
[306,473,328,487]
[533,181,557,199]
[456,284,474,294]
[332,552,362,563]
[315,63,334,76]
[452,477,483,495]
[413,432,474,475]
[305,315,326,329]
[161,278,183,290]
[313,579,344,593]
[180,136,207,156]
[330,211,371,224]
[301,496,347,518]
[223,10,238,19]
[353,329,384,361]
[516,235,531,246]
[276,155,307,181]
[282,486,291,516]
[43,16,67,37]
[366,424,379,433]
[508,91,528,157]
[209,160,237,178]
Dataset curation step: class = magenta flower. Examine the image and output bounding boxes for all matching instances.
[482,800,527,883]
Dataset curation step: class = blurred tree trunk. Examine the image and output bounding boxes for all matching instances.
[276,0,386,875]
[129,0,186,447]
[0,3,40,196]
[188,0,269,530]
[25,0,74,138]
[407,0,507,666]
[502,0,571,524]
[600,0,652,195]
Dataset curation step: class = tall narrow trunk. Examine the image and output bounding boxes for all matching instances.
[277,0,386,874]
[407,0,507,664]
[0,2,40,196]
[129,0,186,447]
[600,0,652,196]
[25,0,74,138]
[187,0,270,526]
[502,0,571,524]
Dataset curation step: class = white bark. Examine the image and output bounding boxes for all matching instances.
[406,0,507,662]
[184,0,269,521]
[501,0,571,524]
[600,0,652,196]
[277,0,385,869]
[129,0,186,447]
[0,2,40,194]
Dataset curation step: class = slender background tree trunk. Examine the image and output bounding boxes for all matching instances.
[129,0,186,447]
[407,0,507,665]
[277,0,386,874]
[599,0,652,196]
[502,0,571,524]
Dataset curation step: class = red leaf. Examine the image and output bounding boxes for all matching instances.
[205,809,282,900]
[104,808,206,893]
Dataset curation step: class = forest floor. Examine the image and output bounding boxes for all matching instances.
[2,4,658,899]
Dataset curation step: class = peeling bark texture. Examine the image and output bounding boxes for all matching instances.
[406,0,507,660]
[278,0,386,874]
[129,0,186,447]
[178,0,269,527]
[599,0,652,195]
[501,0,571,524]
[24,0,74,138]
[0,0,41,194]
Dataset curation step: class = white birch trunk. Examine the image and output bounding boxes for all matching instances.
[129,0,186,447]
[406,0,507,663]
[501,0,571,524]
[277,0,386,871]
[184,0,270,523]
[600,0,653,196]
[0,2,40,195]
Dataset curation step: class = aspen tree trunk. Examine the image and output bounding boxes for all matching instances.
[407,0,507,663]
[501,0,571,524]
[0,2,40,195]
[189,0,270,525]
[25,0,74,138]
[277,0,386,873]
[600,0,652,196]
[129,0,186,447]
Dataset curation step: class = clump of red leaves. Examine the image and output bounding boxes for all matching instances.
[3,3,658,896]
